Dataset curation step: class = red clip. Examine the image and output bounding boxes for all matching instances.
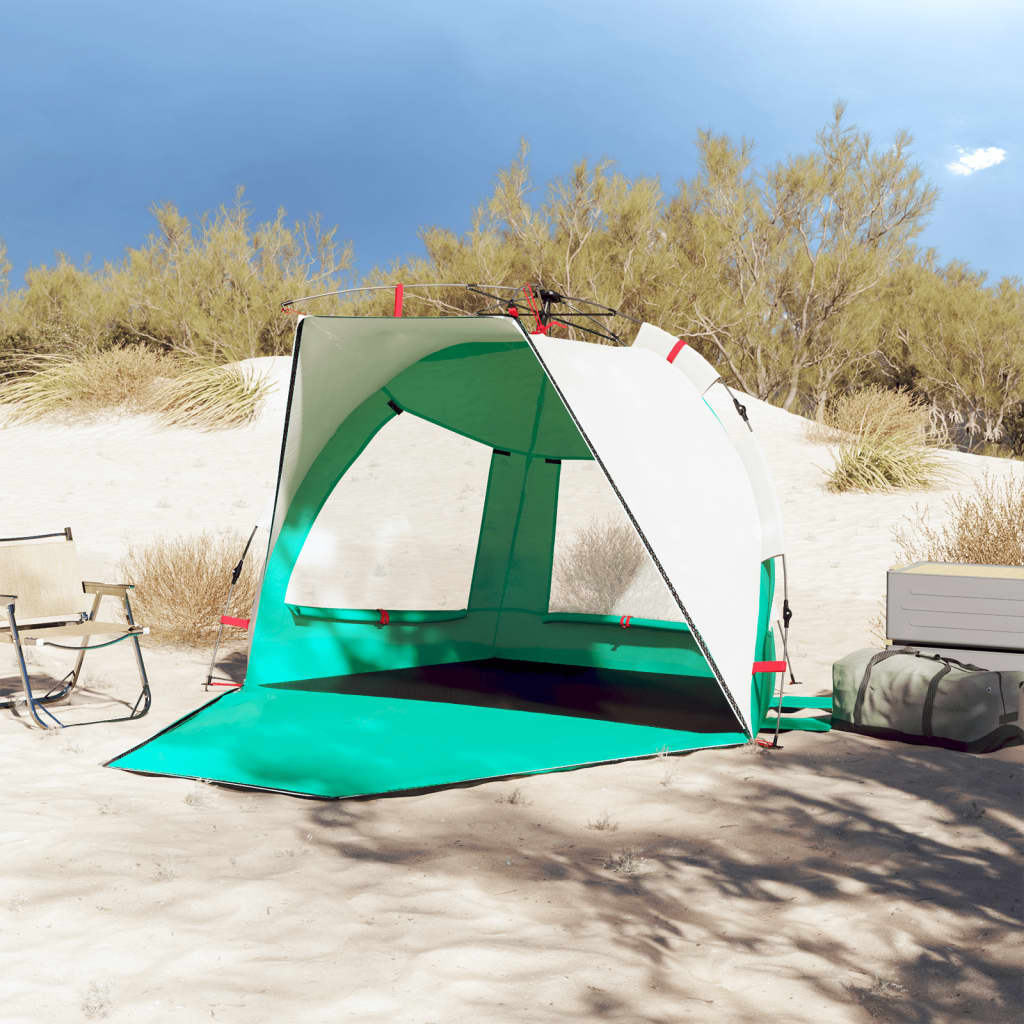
[220,616,251,629]
[281,306,306,316]
[522,284,547,335]
[667,339,687,363]
[619,615,632,629]
[378,609,390,626]
[507,305,518,318]
[752,660,787,674]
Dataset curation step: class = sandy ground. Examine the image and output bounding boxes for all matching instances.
[1,357,1022,1023]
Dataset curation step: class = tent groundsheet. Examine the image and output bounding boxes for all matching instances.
[110,660,748,798]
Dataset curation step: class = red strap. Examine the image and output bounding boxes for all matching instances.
[667,339,687,363]
[619,615,631,629]
[393,283,404,318]
[752,660,787,674]
[281,306,306,316]
[508,305,518,318]
[207,680,243,688]
[219,615,250,629]
[378,609,390,626]
[522,284,547,335]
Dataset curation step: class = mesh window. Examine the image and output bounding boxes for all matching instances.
[286,415,492,611]
[549,460,683,621]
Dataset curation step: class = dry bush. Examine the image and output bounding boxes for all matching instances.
[826,386,938,442]
[0,348,270,427]
[0,192,350,366]
[150,361,271,429]
[122,531,261,646]
[604,848,647,876]
[894,473,1024,566]
[549,519,645,614]
[0,347,175,420]
[825,387,948,493]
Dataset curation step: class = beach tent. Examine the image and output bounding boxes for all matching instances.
[110,309,788,797]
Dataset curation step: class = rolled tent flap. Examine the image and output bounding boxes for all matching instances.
[528,334,763,735]
[633,322,785,562]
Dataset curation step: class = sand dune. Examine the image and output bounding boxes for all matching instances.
[1,359,1021,1023]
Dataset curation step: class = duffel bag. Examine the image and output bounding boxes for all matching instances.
[833,647,1023,753]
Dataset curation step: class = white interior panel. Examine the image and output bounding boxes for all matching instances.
[286,416,491,610]
[531,335,762,733]
[702,382,786,560]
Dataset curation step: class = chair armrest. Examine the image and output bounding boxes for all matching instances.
[82,581,135,597]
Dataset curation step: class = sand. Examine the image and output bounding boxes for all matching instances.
[1,359,1022,1023]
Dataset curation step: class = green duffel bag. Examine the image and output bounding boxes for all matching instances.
[833,647,1023,753]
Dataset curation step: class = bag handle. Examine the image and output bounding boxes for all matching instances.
[854,647,915,725]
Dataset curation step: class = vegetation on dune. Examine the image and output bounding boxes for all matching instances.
[0,347,270,428]
[0,105,1021,454]
[123,530,261,646]
[824,386,949,493]
[549,520,646,615]
[894,474,1024,566]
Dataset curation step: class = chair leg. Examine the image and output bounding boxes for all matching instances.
[123,593,152,720]
[4,603,62,729]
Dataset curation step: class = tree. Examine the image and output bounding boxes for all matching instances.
[667,102,937,413]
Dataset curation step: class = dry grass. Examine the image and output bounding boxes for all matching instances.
[549,519,646,615]
[0,347,175,420]
[587,812,619,832]
[824,387,948,493]
[894,473,1024,566]
[0,348,270,428]
[810,386,939,444]
[495,787,531,806]
[150,360,271,429]
[122,530,261,646]
[604,848,647,876]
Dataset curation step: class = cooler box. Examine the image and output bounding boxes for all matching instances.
[886,563,1024,668]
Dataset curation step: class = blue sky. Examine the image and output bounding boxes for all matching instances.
[2,0,1020,288]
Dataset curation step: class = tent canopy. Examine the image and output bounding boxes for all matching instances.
[110,314,784,798]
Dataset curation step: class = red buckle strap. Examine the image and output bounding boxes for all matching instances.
[378,609,390,627]
[393,283,404,318]
[666,339,687,363]
[219,615,250,629]
[619,615,632,629]
[752,660,787,674]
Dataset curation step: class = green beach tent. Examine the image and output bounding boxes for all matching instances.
[110,300,790,798]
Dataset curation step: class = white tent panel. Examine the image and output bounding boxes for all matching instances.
[632,322,720,394]
[529,335,762,734]
[634,321,785,562]
[702,382,786,560]
[269,315,525,555]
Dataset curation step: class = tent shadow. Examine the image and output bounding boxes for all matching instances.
[263,657,739,735]
[301,732,1024,1022]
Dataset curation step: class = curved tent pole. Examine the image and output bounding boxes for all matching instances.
[280,284,643,346]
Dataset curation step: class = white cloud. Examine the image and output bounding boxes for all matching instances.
[946,146,1007,176]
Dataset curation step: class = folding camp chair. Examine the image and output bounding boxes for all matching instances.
[0,528,151,729]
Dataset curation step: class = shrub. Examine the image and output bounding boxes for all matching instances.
[825,387,947,493]
[0,192,351,365]
[549,519,646,614]
[0,347,175,420]
[894,473,1024,566]
[122,531,261,646]
[150,361,271,429]
[0,347,271,428]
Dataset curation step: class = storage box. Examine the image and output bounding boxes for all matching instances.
[886,562,1024,655]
